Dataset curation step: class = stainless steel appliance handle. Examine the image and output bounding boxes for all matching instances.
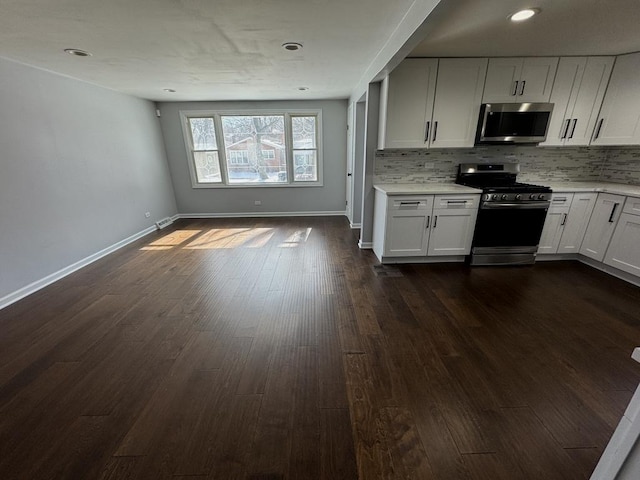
[432,121,438,142]
[512,81,519,96]
[568,119,577,139]
[519,80,526,96]
[424,121,430,143]
[481,201,550,210]
[561,213,568,226]
[608,203,619,223]
[561,119,571,139]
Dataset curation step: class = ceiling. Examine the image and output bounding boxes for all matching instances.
[411,0,640,58]
[1,0,640,102]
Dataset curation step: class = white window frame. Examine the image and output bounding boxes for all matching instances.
[180,109,323,188]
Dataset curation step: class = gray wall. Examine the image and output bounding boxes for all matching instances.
[0,56,177,302]
[157,100,347,215]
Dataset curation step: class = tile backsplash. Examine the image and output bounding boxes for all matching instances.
[375,145,640,185]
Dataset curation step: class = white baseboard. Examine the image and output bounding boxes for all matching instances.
[359,241,373,249]
[178,211,346,219]
[0,224,160,311]
[350,223,362,229]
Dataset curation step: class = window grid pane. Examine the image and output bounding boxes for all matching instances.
[189,118,217,150]
[193,151,222,183]
[221,115,287,184]
[292,116,317,150]
[293,150,317,182]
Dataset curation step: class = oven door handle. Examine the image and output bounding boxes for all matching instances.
[481,201,550,209]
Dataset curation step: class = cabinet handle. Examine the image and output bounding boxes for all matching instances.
[568,119,577,139]
[432,121,438,142]
[561,213,568,226]
[561,119,571,139]
[553,197,568,202]
[519,80,526,96]
[447,200,467,204]
[426,215,430,229]
[512,81,519,96]
[424,121,430,143]
[594,118,604,140]
[399,201,420,205]
[433,215,438,228]
[608,203,619,223]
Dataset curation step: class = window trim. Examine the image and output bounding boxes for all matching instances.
[180,109,323,188]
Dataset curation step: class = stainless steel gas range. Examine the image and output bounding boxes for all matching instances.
[456,163,552,266]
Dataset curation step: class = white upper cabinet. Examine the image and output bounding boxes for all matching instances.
[541,57,614,147]
[380,58,487,149]
[591,53,640,146]
[382,59,438,149]
[430,58,488,148]
[482,57,558,103]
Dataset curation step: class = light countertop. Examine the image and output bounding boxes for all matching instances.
[374,183,481,195]
[374,182,640,198]
[546,182,640,198]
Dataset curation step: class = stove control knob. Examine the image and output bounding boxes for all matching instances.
[515,194,522,200]
[538,194,546,200]
[501,194,508,200]
[484,194,491,201]
[492,194,498,200]
[529,194,536,200]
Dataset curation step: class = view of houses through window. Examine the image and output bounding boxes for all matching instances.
[185,112,320,186]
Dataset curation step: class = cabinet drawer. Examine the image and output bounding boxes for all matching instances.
[433,194,479,209]
[390,197,431,211]
[550,193,573,206]
[623,196,640,216]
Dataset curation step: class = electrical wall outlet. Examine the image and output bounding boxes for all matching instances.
[145,212,151,218]
[254,200,262,206]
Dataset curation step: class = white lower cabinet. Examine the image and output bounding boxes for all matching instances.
[579,193,625,262]
[539,193,597,254]
[603,198,640,276]
[373,191,479,262]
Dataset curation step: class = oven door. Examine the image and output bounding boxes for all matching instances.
[472,201,550,256]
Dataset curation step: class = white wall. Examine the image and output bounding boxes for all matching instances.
[0,56,177,305]
[157,100,347,215]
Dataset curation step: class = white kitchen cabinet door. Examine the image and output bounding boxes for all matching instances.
[541,57,614,147]
[604,212,640,276]
[427,208,478,256]
[385,196,434,257]
[592,53,640,146]
[558,193,597,253]
[383,59,438,148]
[579,193,625,262]
[538,210,568,254]
[518,57,560,103]
[430,58,488,148]
[482,57,558,103]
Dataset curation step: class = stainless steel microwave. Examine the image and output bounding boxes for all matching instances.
[476,102,554,144]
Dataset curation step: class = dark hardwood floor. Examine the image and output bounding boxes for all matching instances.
[1,217,639,479]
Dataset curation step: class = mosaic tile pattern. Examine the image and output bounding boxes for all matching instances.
[600,146,640,184]
[374,145,640,186]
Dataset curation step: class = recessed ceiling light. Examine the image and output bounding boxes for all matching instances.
[163,89,176,93]
[297,87,309,91]
[509,8,540,22]
[282,42,303,51]
[64,48,92,57]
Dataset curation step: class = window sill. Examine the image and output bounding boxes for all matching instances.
[191,182,324,189]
